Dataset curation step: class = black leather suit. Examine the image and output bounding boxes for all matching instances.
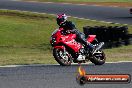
[60,21,93,50]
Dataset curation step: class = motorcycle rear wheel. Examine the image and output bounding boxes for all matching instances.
[90,50,106,65]
[53,48,72,66]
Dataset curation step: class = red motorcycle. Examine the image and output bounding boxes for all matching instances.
[50,28,106,66]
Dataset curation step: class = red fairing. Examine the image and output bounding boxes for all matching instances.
[52,28,63,45]
[51,28,82,52]
[87,35,96,43]
[61,34,82,52]
[54,46,65,49]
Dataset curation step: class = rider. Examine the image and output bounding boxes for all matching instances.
[56,14,98,60]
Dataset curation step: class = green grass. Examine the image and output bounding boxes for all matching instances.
[0,48,56,65]
[104,45,132,62]
[24,0,132,2]
[0,10,131,65]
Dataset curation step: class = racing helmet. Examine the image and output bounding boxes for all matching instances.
[56,14,67,26]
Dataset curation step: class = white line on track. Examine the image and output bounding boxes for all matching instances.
[16,0,132,9]
[1,9,127,25]
[0,61,132,68]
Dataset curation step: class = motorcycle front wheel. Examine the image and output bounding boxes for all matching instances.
[53,48,72,66]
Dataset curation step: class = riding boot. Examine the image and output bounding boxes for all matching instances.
[83,41,94,53]
[85,42,104,54]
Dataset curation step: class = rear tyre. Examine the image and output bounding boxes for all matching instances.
[90,50,106,65]
[53,48,72,66]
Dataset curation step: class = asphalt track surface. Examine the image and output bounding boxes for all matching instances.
[0,0,132,24]
[0,62,132,88]
[0,0,132,88]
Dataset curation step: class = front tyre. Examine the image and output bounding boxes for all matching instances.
[53,48,72,66]
[90,50,106,65]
